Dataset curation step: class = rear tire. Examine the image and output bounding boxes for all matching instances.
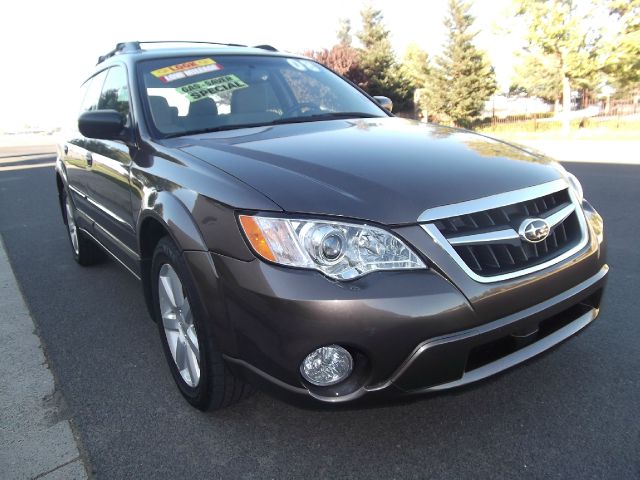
[151,236,252,410]
[61,188,104,266]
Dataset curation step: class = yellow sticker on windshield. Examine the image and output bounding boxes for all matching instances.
[176,75,248,102]
[151,58,222,83]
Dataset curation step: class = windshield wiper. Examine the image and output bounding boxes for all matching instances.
[163,112,384,138]
[163,123,269,138]
[268,112,383,125]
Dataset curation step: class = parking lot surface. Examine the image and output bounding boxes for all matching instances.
[0,152,638,479]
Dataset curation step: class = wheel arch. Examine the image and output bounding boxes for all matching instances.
[55,163,71,224]
[137,191,208,318]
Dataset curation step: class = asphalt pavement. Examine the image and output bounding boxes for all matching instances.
[0,153,638,479]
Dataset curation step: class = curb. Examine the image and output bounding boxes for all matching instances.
[0,236,89,480]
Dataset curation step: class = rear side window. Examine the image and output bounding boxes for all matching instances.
[99,66,131,122]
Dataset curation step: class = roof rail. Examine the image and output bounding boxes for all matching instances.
[253,44,278,52]
[97,41,278,65]
[136,40,248,48]
[97,42,141,64]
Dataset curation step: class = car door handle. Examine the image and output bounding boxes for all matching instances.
[63,144,69,155]
[86,152,93,167]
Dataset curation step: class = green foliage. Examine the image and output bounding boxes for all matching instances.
[512,51,563,103]
[603,0,640,90]
[515,0,603,81]
[305,1,637,121]
[514,0,604,132]
[337,18,353,47]
[513,0,638,99]
[400,43,430,90]
[356,5,412,110]
[398,44,431,115]
[425,0,497,128]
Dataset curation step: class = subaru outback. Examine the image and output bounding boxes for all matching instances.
[55,41,607,410]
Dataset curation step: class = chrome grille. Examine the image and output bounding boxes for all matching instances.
[419,180,588,282]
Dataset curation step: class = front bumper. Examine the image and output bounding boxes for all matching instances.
[182,203,607,405]
[223,265,606,403]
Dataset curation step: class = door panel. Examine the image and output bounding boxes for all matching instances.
[83,65,139,268]
[85,140,137,253]
[66,70,108,208]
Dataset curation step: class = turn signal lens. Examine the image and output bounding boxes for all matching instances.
[239,215,276,262]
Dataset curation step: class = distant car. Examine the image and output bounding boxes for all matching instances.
[56,41,608,410]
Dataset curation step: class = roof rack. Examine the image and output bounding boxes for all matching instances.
[252,44,278,52]
[97,42,141,64]
[97,41,278,64]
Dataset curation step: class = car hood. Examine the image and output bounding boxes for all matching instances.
[177,117,562,225]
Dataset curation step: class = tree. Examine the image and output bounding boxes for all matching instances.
[512,51,563,106]
[305,46,368,88]
[514,0,603,133]
[604,0,640,92]
[356,5,411,110]
[337,18,353,47]
[400,43,430,89]
[399,44,431,115]
[426,0,497,128]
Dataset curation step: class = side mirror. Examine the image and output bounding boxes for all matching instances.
[78,110,125,140]
[373,96,393,112]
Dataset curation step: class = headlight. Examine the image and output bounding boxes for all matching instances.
[239,215,426,280]
[565,172,584,203]
[553,163,584,202]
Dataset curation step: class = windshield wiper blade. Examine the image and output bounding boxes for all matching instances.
[163,113,384,138]
[269,112,384,125]
[163,123,268,138]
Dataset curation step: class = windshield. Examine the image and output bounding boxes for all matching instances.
[138,55,387,137]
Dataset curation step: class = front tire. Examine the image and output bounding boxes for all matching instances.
[151,236,252,410]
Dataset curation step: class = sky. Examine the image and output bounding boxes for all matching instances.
[0,0,520,130]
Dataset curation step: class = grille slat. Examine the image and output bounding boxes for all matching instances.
[434,189,582,277]
[476,245,501,269]
[556,221,568,243]
[459,246,483,271]
[493,245,516,266]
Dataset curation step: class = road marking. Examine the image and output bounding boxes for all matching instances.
[0,161,56,172]
[0,151,55,159]
[0,153,55,164]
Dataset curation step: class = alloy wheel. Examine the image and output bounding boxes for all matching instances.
[158,264,200,387]
[65,196,79,255]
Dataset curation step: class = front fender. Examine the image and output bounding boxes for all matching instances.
[138,189,207,252]
[55,156,68,184]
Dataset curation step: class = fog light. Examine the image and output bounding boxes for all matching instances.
[300,345,353,386]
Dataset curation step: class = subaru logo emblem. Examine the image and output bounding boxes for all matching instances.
[519,218,550,243]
